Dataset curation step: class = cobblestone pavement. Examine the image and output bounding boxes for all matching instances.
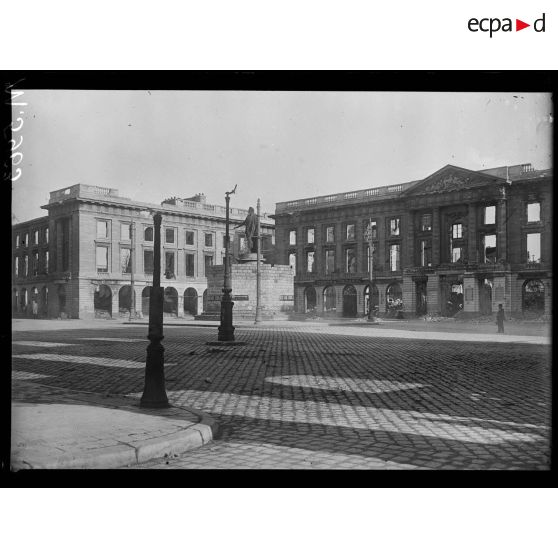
[11,323,552,469]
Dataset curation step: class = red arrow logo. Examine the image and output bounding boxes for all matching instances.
[516,19,530,31]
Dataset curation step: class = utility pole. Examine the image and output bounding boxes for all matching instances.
[129,219,136,321]
[365,218,376,322]
[254,198,262,324]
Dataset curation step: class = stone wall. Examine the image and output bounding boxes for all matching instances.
[205,262,294,319]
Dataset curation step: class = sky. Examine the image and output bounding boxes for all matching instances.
[11,90,552,224]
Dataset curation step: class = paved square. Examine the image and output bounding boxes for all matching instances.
[11,322,551,469]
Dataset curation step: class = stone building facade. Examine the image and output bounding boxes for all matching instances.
[12,184,275,319]
[273,163,552,319]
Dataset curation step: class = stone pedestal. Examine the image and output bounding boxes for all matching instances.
[199,261,294,320]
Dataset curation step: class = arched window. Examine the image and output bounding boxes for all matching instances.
[304,286,316,312]
[323,286,336,312]
[523,279,545,316]
[144,226,153,242]
[386,282,403,316]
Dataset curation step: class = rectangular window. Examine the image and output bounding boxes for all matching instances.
[452,223,463,239]
[121,223,131,241]
[185,231,195,245]
[185,253,195,277]
[15,234,20,248]
[346,247,356,273]
[223,234,227,249]
[289,230,297,245]
[451,247,463,263]
[32,252,39,276]
[421,214,432,232]
[97,220,108,238]
[325,249,335,273]
[205,233,213,247]
[527,202,541,223]
[390,244,400,271]
[120,248,131,274]
[15,256,19,277]
[33,230,39,245]
[526,233,541,263]
[420,239,432,267]
[483,234,497,263]
[289,252,296,273]
[96,246,109,272]
[484,206,496,225]
[326,226,335,243]
[165,252,175,278]
[367,220,377,239]
[22,233,28,247]
[44,250,49,273]
[389,218,400,236]
[204,254,214,275]
[306,251,315,273]
[346,224,355,241]
[307,228,315,244]
[23,255,28,276]
[45,228,49,243]
[165,228,175,244]
[144,249,154,273]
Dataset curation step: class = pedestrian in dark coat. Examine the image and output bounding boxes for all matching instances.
[496,304,505,333]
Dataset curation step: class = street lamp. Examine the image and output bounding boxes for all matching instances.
[140,211,170,408]
[365,219,377,322]
[218,185,237,342]
[254,197,262,324]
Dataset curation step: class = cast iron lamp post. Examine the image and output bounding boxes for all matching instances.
[140,211,170,408]
[218,185,237,341]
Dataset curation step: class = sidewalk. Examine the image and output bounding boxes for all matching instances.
[11,381,219,470]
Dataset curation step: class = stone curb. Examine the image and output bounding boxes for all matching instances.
[11,389,220,470]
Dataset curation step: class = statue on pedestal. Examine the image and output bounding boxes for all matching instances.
[234,206,258,254]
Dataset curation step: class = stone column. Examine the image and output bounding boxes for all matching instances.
[315,286,324,315]
[404,211,415,268]
[294,284,305,313]
[402,275,415,316]
[432,207,441,265]
[467,203,478,263]
[178,294,184,318]
[497,199,507,261]
[335,284,344,316]
[355,283,367,317]
[427,274,440,314]
[463,274,479,314]
[111,285,119,318]
[544,277,552,318]
[56,220,64,272]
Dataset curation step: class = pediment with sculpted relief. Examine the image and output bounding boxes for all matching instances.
[406,165,505,196]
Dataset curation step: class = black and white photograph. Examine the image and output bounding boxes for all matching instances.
[6,77,553,473]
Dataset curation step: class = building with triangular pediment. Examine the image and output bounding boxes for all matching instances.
[273,163,552,320]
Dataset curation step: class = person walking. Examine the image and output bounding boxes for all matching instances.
[32,299,38,319]
[496,303,505,333]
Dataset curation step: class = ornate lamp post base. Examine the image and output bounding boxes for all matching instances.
[140,334,170,408]
[207,290,246,346]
